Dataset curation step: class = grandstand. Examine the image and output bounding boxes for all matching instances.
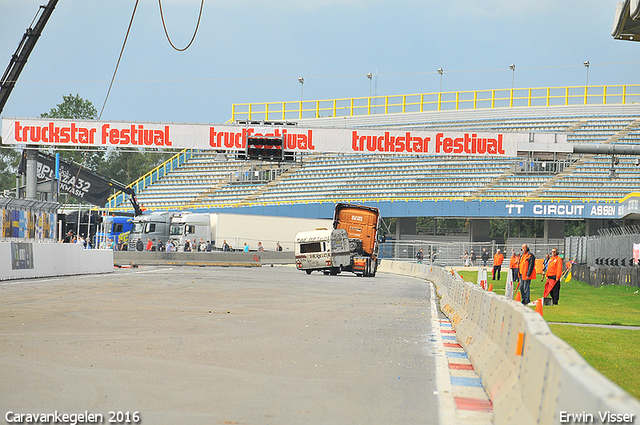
[106,83,640,232]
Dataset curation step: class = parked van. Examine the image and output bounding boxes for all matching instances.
[294,228,351,275]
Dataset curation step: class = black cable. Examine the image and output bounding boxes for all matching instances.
[71,0,140,196]
[158,0,205,52]
[98,0,140,120]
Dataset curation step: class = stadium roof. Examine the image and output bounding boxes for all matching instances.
[612,0,640,41]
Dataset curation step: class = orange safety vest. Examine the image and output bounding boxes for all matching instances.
[509,255,519,269]
[519,251,536,280]
[493,253,504,266]
[545,256,563,279]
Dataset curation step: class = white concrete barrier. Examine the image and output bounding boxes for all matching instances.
[380,260,640,425]
[1,241,113,281]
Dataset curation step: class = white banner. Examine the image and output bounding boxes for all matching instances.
[2,117,528,156]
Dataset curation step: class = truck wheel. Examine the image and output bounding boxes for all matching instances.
[306,270,312,275]
[363,258,371,277]
[330,267,339,275]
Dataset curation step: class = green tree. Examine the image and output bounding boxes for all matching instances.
[41,93,97,120]
[0,136,22,194]
[40,94,105,171]
[101,148,174,186]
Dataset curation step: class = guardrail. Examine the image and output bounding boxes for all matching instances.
[378,260,640,425]
[113,251,294,267]
[231,84,640,122]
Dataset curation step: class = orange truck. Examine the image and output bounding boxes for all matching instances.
[295,203,381,276]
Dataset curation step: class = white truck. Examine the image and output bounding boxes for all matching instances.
[169,212,333,251]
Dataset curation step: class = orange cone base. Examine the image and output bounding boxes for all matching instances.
[515,292,521,302]
[535,298,543,316]
[488,283,493,292]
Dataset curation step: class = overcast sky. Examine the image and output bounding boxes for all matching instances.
[0,0,638,124]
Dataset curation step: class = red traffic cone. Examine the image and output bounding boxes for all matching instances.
[488,283,493,292]
[535,298,543,317]
[515,292,521,302]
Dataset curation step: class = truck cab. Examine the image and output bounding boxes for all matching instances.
[334,203,380,277]
[169,213,212,251]
[294,228,351,275]
[128,211,173,251]
[95,215,133,249]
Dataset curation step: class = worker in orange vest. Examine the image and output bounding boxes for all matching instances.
[518,244,536,305]
[509,250,520,284]
[492,249,504,280]
[543,248,564,305]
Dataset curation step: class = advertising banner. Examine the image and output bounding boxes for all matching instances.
[19,151,115,206]
[40,153,113,206]
[1,117,533,157]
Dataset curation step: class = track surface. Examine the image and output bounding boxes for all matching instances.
[1,266,442,425]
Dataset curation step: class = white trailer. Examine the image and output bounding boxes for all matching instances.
[170,212,332,252]
[294,228,351,274]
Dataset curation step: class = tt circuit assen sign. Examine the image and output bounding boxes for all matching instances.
[0,117,541,156]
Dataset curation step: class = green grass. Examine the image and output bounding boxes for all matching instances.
[452,269,640,399]
[455,269,640,326]
[549,325,640,400]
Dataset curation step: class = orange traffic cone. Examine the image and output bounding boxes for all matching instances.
[535,298,543,317]
[515,292,521,302]
[488,283,493,292]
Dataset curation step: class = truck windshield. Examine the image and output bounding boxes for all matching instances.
[169,224,183,236]
[132,222,145,233]
[299,242,324,253]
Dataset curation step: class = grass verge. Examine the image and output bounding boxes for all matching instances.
[450,268,640,399]
[549,325,640,400]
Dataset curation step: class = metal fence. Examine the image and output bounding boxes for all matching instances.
[379,239,564,266]
[565,228,640,267]
[0,196,59,242]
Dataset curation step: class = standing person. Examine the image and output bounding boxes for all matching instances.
[544,248,564,305]
[145,238,153,251]
[416,248,424,264]
[492,249,504,280]
[276,242,283,251]
[509,250,520,284]
[62,230,74,243]
[463,251,470,267]
[243,242,249,252]
[518,244,536,305]
[257,242,264,252]
[541,254,550,281]
[481,248,490,267]
[470,250,476,265]
[136,238,143,252]
[157,240,165,252]
[222,240,230,252]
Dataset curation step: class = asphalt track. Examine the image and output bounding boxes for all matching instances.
[1,266,445,425]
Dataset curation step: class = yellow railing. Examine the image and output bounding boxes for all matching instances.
[105,148,196,209]
[230,84,640,122]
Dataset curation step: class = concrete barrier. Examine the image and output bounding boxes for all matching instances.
[379,260,640,425]
[1,241,113,281]
[113,250,294,267]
